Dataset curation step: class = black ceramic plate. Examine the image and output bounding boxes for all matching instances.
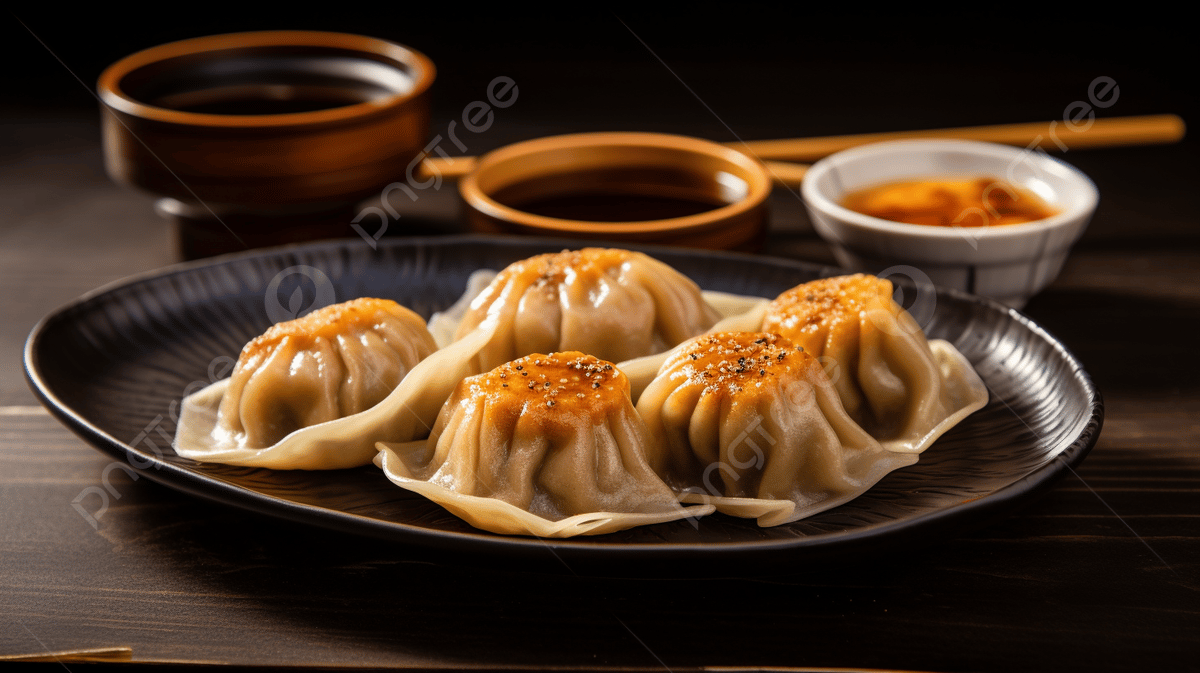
[25,236,1101,565]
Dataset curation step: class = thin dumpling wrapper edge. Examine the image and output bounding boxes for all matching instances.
[375,351,714,537]
[174,313,500,470]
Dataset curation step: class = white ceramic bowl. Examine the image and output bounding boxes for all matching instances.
[802,139,1099,308]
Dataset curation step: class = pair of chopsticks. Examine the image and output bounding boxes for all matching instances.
[421,114,1185,188]
[751,114,1185,187]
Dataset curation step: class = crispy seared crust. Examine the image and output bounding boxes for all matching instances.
[761,274,896,349]
[242,298,421,355]
[497,248,636,289]
[460,351,629,433]
[659,332,822,399]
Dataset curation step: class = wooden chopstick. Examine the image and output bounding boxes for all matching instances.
[417,114,1185,186]
[0,646,133,663]
[734,114,1185,161]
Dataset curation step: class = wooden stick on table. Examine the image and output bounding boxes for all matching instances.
[417,114,1185,188]
[735,114,1186,161]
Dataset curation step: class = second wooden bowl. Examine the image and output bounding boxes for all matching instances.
[457,132,773,251]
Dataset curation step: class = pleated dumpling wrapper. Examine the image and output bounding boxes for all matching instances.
[175,298,500,470]
[375,351,715,537]
[636,332,918,526]
[440,248,725,373]
[426,248,769,398]
[761,274,988,453]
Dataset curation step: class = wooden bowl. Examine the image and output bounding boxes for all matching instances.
[98,30,435,259]
[458,132,772,251]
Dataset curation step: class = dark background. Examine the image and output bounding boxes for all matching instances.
[4,8,1197,243]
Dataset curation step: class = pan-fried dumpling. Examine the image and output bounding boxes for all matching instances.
[636,332,916,526]
[175,298,495,470]
[448,248,723,372]
[761,275,987,453]
[215,298,437,448]
[375,351,714,537]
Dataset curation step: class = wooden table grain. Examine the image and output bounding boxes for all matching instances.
[2,13,1198,670]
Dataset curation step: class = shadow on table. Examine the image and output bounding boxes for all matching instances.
[86,449,1189,672]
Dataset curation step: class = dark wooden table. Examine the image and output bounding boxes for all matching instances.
[2,12,1198,672]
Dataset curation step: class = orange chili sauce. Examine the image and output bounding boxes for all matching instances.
[840,177,1060,228]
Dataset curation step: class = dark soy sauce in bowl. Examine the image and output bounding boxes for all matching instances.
[124,54,410,116]
[490,166,734,223]
[154,85,377,115]
[502,191,728,222]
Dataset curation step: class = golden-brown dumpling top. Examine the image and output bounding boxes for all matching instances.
[640,331,814,491]
[244,298,419,350]
[464,351,629,436]
[762,274,988,452]
[655,331,810,397]
[763,274,897,351]
[637,331,915,526]
[217,298,438,448]
[375,350,712,536]
[452,248,721,372]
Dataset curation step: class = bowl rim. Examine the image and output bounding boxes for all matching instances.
[96,30,436,128]
[458,131,773,235]
[801,138,1099,241]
